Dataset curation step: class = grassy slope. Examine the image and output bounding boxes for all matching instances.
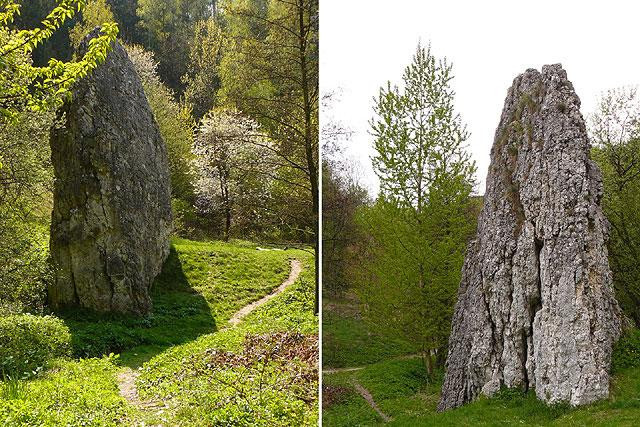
[322,294,415,369]
[323,297,640,426]
[1,238,318,426]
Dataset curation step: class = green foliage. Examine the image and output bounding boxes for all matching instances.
[183,17,225,119]
[0,108,55,314]
[0,314,71,376]
[356,43,477,371]
[322,157,369,296]
[220,0,319,244]
[0,0,118,120]
[0,356,132,426]
[612,329,640,372]
[125,44,196,203]
[322,296,416,368]
[69,0,115,48]
[590,87,640,326]
[136,0,212,92]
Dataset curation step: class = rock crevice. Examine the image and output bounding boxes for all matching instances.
[438,64,622,411]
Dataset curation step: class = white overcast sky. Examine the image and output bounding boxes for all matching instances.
[320,0,640,196]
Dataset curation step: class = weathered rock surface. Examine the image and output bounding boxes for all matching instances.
[438,64,622,410]
[49,30,172,315]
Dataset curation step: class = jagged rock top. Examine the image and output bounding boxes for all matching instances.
[438,64,622,410]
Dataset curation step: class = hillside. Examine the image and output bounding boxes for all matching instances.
[1,238,318,426]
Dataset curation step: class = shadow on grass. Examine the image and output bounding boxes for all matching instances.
[58,245,217,368]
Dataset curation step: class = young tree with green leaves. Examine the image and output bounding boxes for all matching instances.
[356,44,476,375]
[183,17,225,120]
[590,87,640,326]
[0,0,117,121]
[69,0,115,48]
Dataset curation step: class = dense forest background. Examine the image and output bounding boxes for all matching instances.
[1,0,319,316]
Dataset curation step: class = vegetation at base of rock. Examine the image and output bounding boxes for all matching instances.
[0,314,71,377]
[322,294,640,425]
[612,329,640,372]
[63,238,293,363]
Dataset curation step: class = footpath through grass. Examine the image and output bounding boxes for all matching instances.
[323,295,640,426]
[0,238,318,426]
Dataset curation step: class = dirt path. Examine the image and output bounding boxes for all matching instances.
[117,258,303,413]
[322,353,423,374]
[228,258,302,326]
[117,368,165,414]
[353,380,393,423]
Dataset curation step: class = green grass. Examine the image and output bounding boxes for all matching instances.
[324,357,640,426]
[0,356,132,426]
[135,248,318,426]
[0,238,318,426]
[322,295,416,368]
[61,238,293,367]
[322,301,640,427]
[323,296,640,426]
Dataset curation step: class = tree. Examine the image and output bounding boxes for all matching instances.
[322,157,368,296]
[590,87,640,326]
[136,0,213,93]
[0,109,54,314]
[192,108,273,241]
[126,44,195,203]
[69,0,115,48]
[107,0,143,44]
[356,44,476,375]
[0,0,118,120]
[183,17,225,120]
[220,0,319,311]
[321,91,368,296]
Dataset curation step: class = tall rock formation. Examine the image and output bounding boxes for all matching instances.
[49,30,172,315]
[438,64,622,410]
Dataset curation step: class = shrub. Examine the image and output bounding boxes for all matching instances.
[0,315,71,376]
[612,328,640,372]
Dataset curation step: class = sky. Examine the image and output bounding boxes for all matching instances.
[320,0,640,196]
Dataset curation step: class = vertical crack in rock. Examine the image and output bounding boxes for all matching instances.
[49,29,172,315]
[438,64,622,411]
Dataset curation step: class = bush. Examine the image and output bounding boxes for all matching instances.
[612,328,640,372]
[0,315,71,376]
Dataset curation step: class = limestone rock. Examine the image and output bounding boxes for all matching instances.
[49,30,172,315]
[438,64,622,410]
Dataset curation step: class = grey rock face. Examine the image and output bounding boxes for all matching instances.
[49,30,172,315]
[438,64,622,410]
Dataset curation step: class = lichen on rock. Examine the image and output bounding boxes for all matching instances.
[438,64,622,410]
[48,29,172,315]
